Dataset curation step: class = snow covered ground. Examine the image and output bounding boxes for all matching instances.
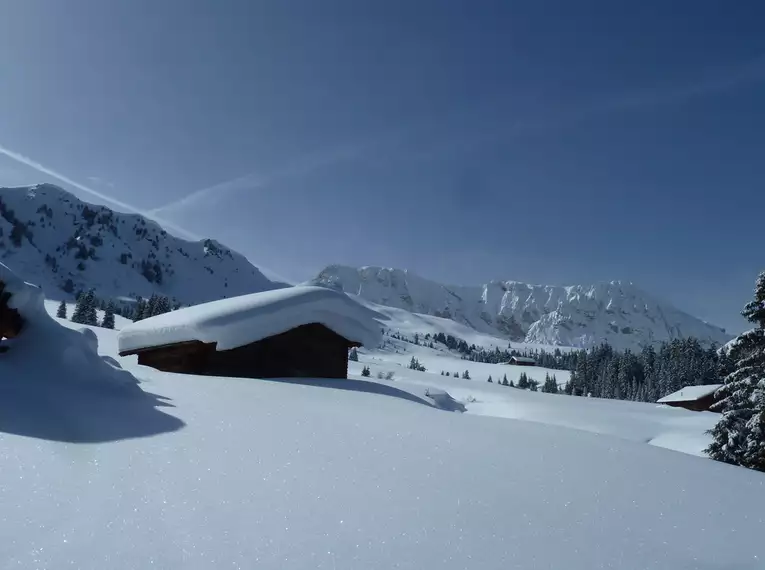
[350,338,718,457]
[0,295,762,569]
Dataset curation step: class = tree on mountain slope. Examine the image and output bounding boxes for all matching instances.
[71,289,98,326]
[707,272,765,472]
[56,300,67,319]
[101,301,116,330]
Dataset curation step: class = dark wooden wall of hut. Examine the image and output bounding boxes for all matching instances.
[132,323,356,379]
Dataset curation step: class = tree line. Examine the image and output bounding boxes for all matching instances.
[563,337,727,402]
[55,290,179,328]
[386,330,574,370]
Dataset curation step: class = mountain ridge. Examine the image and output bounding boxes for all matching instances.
[0,183,283,305]
[310,264,731,350]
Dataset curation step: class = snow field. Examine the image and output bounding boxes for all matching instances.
[0,286,761,569]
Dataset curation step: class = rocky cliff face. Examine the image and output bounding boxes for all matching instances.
[0,184,281,304]
[311,265,731,350]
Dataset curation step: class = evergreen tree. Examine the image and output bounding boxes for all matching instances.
[101,301,116,329]
[528,378,539,392]
[487,375,493,383]
[56,300,67,319]
[361,365,371,377]
[454,371,460,378]
[349,347,359,362]
[146,294,159,317]
[440,371,445,376]
[518,372,530,389]
[509,379,515,387]
[133,299,147,321]
[462,370,471,380]
[542,372,558,393]
[707,272,765,471]
[71,289,98,326]
[152,295,171,316]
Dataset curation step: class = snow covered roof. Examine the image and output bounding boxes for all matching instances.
[118,286,387,354]
[510,356,537,364]
[657,384,722,404]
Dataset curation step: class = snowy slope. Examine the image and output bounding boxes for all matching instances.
[360,298,569,352]
[0,184,282,304]
[1,305,762,569]
[312,264,731,350]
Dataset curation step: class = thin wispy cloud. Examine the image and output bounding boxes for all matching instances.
[409,53,765,162]
[87,175,116,188]
[0,142,296,284]
[148,172,265,216]
[596,53,765,114]
[150,135,400,216]
[0,142,201,240]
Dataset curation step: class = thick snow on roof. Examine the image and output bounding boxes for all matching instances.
[657,384,722,404]
[118,286,387,354]
[510,356,537,363]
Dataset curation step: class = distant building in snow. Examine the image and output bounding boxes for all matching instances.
[118,286,386,380]
[657,384,722,412]
[507,356,537,367]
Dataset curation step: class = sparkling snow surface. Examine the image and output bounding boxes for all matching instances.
[0,297,763,569]
[118,286,386,353]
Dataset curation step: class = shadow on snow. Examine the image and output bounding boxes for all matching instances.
[0,382,185,443]
[258,376,466,412]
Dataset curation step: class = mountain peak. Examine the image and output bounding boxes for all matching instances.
[310,264,730,350]
[0,184,281,304]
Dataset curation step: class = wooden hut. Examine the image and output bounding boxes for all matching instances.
[118,286,385,380]
[657,384,722,412]
[121,323,360,379]
[508,356,536,367]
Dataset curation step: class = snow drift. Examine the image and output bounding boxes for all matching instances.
[0,262,137,389]
[118,285,388,354]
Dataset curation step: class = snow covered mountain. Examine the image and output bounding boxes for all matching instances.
[311,265,731,350]
[0,184,282,304]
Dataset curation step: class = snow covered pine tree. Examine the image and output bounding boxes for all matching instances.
[71,290,99,326]
[101,301,116,329]
[707,271,765,472]
[56,300,67,319]
[542,373,558,393]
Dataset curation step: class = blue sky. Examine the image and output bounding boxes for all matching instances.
[0,0,763,333]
